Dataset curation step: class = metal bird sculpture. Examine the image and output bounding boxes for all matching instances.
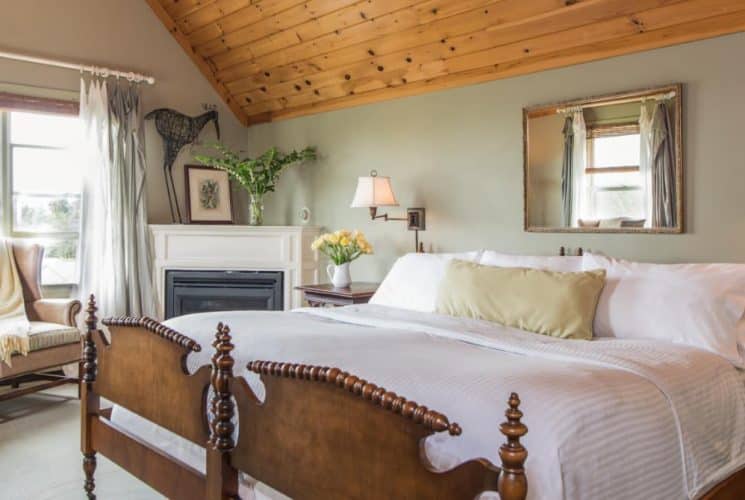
[145,108,220,223]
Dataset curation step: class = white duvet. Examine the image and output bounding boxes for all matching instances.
[111,305,745,500]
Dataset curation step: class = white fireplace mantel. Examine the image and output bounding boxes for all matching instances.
[150,225,321,319]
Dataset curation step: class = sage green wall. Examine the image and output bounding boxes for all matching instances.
[248,33,745,281]
[0,0,247,225]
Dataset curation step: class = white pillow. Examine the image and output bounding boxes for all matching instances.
[583,252,745,366]
[369,251,483,312]
[480,250,583,273]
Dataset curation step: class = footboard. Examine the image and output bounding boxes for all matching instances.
[80,296,211,499]
[209,326,528,500]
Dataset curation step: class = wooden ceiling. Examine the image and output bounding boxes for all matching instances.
[145,0,745,126]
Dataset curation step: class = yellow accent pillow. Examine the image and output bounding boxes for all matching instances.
[435,260,606,340]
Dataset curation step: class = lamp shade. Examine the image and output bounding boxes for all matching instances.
[350,175,399,207]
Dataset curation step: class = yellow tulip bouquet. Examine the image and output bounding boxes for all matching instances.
[311,229,373,265]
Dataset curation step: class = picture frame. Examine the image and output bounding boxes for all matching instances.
[184,165,234,224]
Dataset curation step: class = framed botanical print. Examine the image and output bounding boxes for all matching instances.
[184,165,234,224]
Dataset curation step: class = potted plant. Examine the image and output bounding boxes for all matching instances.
[311,230,373,288]
[194,143,316,225]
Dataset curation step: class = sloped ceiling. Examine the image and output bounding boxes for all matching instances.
[145,0,745,126]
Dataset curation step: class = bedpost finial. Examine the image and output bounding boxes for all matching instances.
[498,392,528,500]
[82,294,98,384]
[559,246,566,256]
[210,322,235,452]
[85,294,98,332]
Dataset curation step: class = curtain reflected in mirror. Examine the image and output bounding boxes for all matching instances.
[524,84,683,233]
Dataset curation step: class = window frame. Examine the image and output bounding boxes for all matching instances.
[584,122,645,220]
[0,93,81,286]
[585,122,641,176]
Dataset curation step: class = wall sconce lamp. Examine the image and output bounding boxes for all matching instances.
[350,170,426,252]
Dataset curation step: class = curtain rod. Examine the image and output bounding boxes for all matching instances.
[0,49,155,85]
[556,91,675,114]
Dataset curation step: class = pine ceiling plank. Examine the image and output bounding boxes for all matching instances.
[175,0,256,34]
[234,0,682,105]
[243,8,745,124]
[217,0,547,87]
[243,0,745,116]
[144,0,250,126]
[163,0,215,20]
[227,0,424,69]
[184,0,304,44]
[195,0,360,59]
[209,0,433,71]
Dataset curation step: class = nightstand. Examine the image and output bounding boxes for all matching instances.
[295,282,379,307]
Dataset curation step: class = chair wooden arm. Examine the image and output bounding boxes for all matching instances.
[26,298,82,326]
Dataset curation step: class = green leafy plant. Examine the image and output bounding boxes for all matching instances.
[194,143,316,225]
[194,143,316,197]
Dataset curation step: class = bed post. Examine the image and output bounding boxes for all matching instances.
[498,392,528,500]
[80,295,100,499]
[206,323,239,500]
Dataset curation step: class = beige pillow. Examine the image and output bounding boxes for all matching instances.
[435,260,606,340]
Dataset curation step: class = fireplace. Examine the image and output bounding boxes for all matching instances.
[164,270,283,319]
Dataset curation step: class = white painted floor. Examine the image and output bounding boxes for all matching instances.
[0,385,163,500]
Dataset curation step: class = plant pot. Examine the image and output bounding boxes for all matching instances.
[249,193,264,226]
[326,262,351,288]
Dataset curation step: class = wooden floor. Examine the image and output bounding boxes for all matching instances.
[0,385,162,499]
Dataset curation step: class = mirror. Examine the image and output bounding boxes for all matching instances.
[524,84,683,233]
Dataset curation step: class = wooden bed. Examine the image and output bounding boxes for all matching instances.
[79,245,745,499]
[80,295,528,500]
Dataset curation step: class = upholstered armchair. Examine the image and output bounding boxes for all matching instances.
[0,241,82,401]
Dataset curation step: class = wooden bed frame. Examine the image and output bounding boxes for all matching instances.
[80,285,745,500]
[80,295,528,499]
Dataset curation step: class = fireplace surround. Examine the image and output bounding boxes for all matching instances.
[151,225,320,319]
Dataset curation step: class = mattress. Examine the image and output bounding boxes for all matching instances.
[111,304,745,500]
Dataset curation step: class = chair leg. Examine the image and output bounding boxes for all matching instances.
[83,452,96,499]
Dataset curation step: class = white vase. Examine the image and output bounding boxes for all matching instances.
[327,262,351,288]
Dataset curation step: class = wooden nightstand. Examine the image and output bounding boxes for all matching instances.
[295,282,379,307]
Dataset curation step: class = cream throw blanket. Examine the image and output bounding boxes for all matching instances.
[0,240,30,365]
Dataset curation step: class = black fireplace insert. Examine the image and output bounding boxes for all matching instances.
[165,270,283,319]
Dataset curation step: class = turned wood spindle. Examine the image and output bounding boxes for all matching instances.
[210,323,236,451]
[83,453,97,499]
[247,360,462,436]
[82,294,99,499]
[82,294,98,384]
[498,392,528,500]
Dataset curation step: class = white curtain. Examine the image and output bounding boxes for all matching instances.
[78,77,155,318]
[638,102,653,227]
[570,110,587,226]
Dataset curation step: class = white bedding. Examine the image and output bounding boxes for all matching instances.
[111,305,745,500]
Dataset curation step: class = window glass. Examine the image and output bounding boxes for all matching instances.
[591,133,640,167]
[12,146,81,194]
[10,111,80,148]
[591,170,642,189]
[5,110,82,285]
[591,189,645,220]
[12,194,81,233]
[27,238,80,285]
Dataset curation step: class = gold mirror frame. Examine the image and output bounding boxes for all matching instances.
[523,84,683,234]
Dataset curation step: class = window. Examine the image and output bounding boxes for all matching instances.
[1,108,82,285]
[585,124,644,221]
